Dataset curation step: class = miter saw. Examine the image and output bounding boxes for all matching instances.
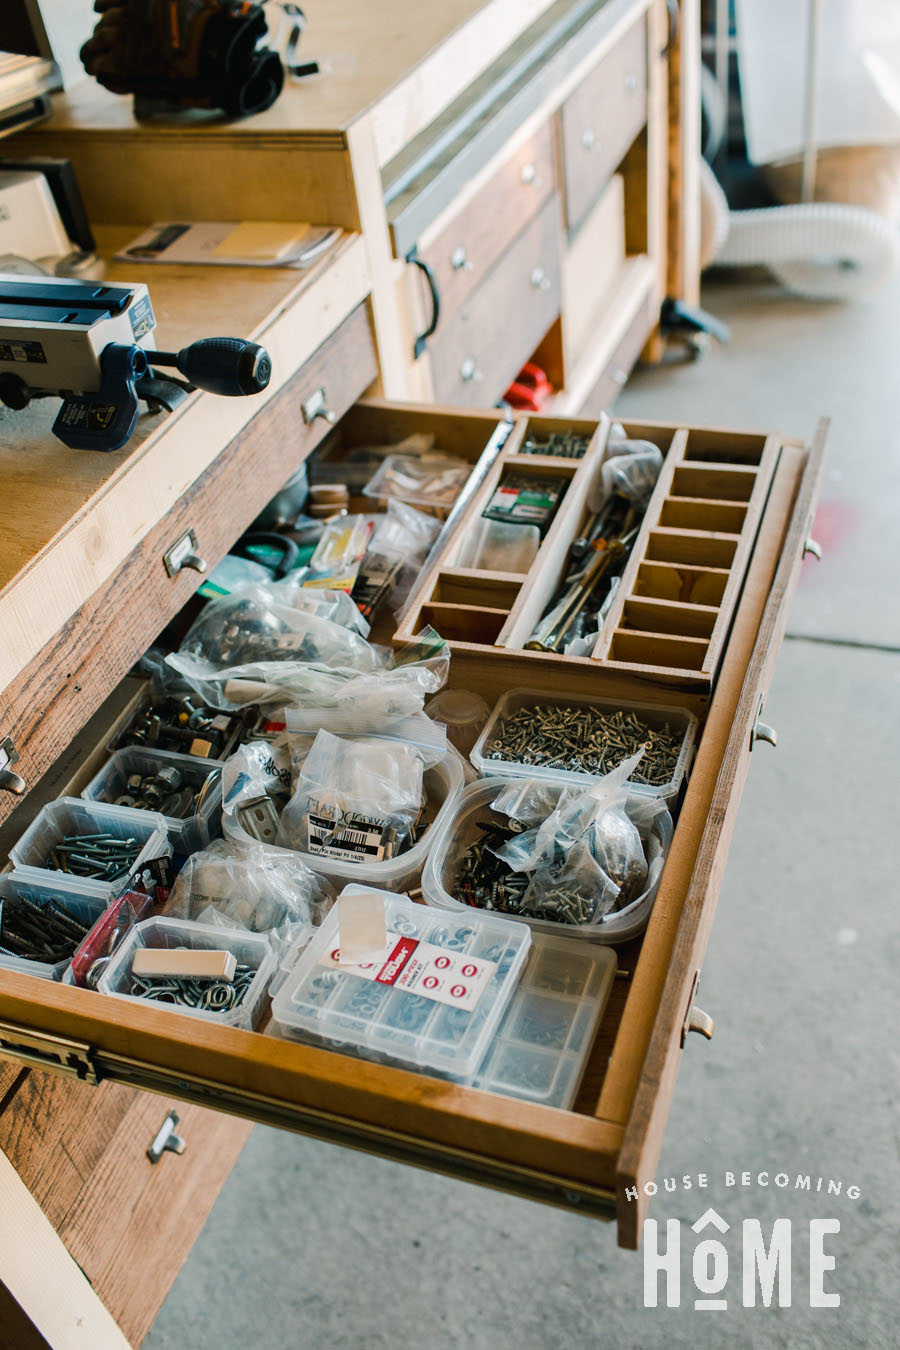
[0,272,271,451]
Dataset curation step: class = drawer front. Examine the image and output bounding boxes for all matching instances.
[0,302,377,831]
[0,409,825,1251]
[428,196,562,407]
[417,122,556,327]
[576,287,654,416]
[0,1068,250,1344]
[560,14,648,234]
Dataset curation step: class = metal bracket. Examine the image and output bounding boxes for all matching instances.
[681,973,715,1047]
[0,1020,99,1082]
[163,528,207,577]
[147,1110,187,1164]
[0,736,26,796]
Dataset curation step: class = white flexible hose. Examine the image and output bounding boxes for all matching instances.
[700,158,900,300]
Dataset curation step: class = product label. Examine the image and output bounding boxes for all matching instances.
[306,807,396,861]
[0,339,46,364]
[320,931,497,1012]
[128,293,155,340]
[483,484,558,524]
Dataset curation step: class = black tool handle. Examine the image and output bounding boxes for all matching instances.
[148,338,272,396]
[406,248,441,359]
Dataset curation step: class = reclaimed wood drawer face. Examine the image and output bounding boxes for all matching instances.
[415,122,556,327]
[428,196,563,407]
[0,302,377,832]
[0,398,825,1250]
[560,13,648,235]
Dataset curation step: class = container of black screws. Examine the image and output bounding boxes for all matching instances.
[0,873,112,979]
[470,688,698,799]
[9,798,170,898]
[82,748,224,853]
[422,778,673,944]
[97,918,276,1029]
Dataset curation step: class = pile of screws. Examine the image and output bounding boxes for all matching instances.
[47,833,143,881]
[484,704,683,786]
[522,431,589,459]
[110,764,219,818]
[454,815,599,925]
[129,963,256,1013]
[117,698,254,759]
[0,893,93,964]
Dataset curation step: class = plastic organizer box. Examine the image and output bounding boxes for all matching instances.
[82,746,224,855]
[0,873,112,981]
[422,777,673,945]
[469,688,697,799]
[271,889,532,1078]
[8,798,170,898]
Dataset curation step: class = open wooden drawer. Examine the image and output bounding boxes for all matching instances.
[0,395,826,1251]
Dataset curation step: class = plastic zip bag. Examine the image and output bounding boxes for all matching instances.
[363,445,472,510]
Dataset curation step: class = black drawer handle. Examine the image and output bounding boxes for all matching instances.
[406,247,441,359]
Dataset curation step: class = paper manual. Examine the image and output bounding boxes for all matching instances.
[115,221,341,268]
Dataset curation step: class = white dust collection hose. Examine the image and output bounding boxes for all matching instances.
[700,158,900,300]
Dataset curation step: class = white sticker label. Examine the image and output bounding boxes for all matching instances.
[319,931,496,1013]
[306,809,393,862]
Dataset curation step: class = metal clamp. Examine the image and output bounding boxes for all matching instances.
[300,386,336,425]
[682,973,715,1046]
[803,536,823,560]
[163,529,207,577]
[0,737,26,796]
[147,1110,187,1164]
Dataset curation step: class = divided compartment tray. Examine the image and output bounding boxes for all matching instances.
[395,416,782,688]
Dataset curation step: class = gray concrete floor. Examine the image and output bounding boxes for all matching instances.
[144,271,900,1350]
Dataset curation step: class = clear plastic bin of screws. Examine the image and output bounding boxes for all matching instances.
[82,748,224,854]
[470,688,698,799]
[111,693,257,760]
[9,799,170,899]
[271,890,531,1078]
[466,935,617,1108]
[0,873,112,980]
[98,918,275,1030]
[422,778,673,945]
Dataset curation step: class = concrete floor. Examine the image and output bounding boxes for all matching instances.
[144,271,900,1350]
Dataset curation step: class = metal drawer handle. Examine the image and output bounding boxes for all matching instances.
[804,536,823,560]
[300,386,336,425]
[450,244,474,273]
[582,128,600,153]
[624,72,638,93]
[406,246,441,360]
[530,266,552,292]
[520,162,541,187]
[460,357,483,384]
[686,1007,715,1040]
[147,1110,187,1164]
[610,367,628,387]
[752,720,778,749]
[163,528,207,577]
[0,737,26,797]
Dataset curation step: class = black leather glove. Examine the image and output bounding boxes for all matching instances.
[80,0,284,119]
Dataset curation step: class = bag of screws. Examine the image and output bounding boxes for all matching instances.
[163,837,333,951]
[362,438,472,512]
[276,730,441,863]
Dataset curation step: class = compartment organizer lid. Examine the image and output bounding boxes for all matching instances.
[272,890,532,1077]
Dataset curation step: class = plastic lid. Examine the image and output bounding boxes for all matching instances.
[425,689,490,727]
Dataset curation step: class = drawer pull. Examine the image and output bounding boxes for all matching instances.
[450,245,474,273]
[300,386,336,425]
[147,1110,187,1164]
[520,162,541,187]
[460,357,483,384]
[0,737,26,796]
[686,1007,715,1040]
[406,246,441,359]
[163,529,208,577]
[530,266,552,292]
[803,536,823,560]
[611,367,628,387]
[751,719,778,749]
[624,72,638,94]
[582,129,600,153]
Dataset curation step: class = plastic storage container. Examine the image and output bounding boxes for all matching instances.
[8,798,170,899]
[468,935,617,1109]
[97,917,275,1030]
[424,690,490,759]
[223,748,464,893]
[421,777,673,945]
[0,873,113,981]
[82,747,224,854]
[469,688,698,798]
[271,890,532,1078]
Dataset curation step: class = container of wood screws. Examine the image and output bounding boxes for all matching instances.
[9,798,170,899]
[97,918,276,1029]
[469,688,698,799]
[82,748,225,854]
[0,873,113,979]
[422,778,673,944]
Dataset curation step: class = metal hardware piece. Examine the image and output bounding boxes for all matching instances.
[300,385,336,425]
[460,356,483,383]
[406,246,441,359]
[0,1020,99,1082]
[803,536,823,560]
[750,695,778,749]
[530,266,552,292]
[147,1110,187,1164]
[681,973,715,1046]
[581,128,598,151]
[163,528,207,577]
[450,244,473,272]
[624,71,638,92]
[0,736,26,796]
[520,162,539,185]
